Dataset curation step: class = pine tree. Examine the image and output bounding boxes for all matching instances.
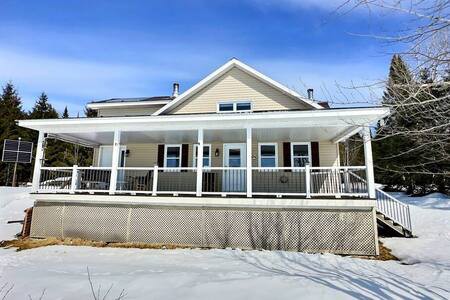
[62,106,69,118]
[0,82,31,185]
[29,92,59,119]
[373,55,416,190]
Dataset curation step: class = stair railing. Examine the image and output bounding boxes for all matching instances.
[348,171,412,234]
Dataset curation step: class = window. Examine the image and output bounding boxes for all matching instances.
[193,144,211,167]
[218,103,234,112]
[291,143,311,167]
[236,102,251,111]
[164,145,182,168]
[259,143,278,168]
[217,101,252,113]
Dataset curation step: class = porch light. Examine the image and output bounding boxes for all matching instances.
[125,149,130,157]
[215,148,220,157]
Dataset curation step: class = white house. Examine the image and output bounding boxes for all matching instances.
[18,58,412,255]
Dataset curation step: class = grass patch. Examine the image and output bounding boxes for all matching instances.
[0,237,190,252]
[1,238,399,261]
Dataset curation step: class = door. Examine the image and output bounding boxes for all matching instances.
[223,143,246,192]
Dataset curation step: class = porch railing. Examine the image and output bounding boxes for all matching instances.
[38,165,369,198]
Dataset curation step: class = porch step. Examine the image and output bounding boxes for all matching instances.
[376,212,412,237]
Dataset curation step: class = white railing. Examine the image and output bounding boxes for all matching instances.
[376,189,412,233]
[39,167,73,192]
[38,165,370,199]
[202,167,247,195]
[348,170,412,233]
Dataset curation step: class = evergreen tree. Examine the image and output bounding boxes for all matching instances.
[374,55,449,194]
[373,55,416,190]
[29,92,59,119]
[62,106,69,118]
[0,82,31,185]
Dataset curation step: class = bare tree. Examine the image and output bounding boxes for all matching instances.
[338,0,449,193]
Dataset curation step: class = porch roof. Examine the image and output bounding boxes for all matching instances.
[18,107,389,147]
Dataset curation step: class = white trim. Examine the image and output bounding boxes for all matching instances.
[246,128,252,198]
[362,127,376,198]
[32,131,45,192]
[153,58,323,115]
[332,126,362,143]
[87,100,171,110]
[193,144,211,167]
[33,194,377,209]
[163,144,182,168]
[18,107,390,133]
[258,143,278,168]
[291,142,312,167]
[216,100,253,113]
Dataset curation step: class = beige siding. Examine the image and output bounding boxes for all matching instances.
[167,67,310,114]
[319,141,340,167]
[95,141,339,168]
[97,105,164,117]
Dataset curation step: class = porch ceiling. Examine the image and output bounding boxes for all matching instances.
[48,126,358,146]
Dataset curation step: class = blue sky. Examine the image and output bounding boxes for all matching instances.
[0,0,405,116]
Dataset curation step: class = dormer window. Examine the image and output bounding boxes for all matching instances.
[218,101,252,113]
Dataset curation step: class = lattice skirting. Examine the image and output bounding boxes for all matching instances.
[30,201,378,255]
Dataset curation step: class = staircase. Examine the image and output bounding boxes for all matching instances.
[375,188,413,237]
[347,171,413,237]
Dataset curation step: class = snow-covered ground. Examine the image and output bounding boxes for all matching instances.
[1,187,449,300]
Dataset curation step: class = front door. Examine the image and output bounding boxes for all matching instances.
[223,143,246,192]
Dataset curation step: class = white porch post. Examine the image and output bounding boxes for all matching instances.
[109,129,121,195]
[246,127,252,198]
[32,131,45,192]
[196,128,204,197]
[362,127,376,198]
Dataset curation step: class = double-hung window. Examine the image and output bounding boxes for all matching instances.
[291,143,311,167]
[193,144,211,167]
[164,145,182,168]
[258,143,278,168]
[218,101,252,113]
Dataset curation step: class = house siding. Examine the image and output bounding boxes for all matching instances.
[94,141,339,168]
[166,67,310,114]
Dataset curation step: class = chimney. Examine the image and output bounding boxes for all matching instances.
[172,83,180,97]
[307,88,314,100]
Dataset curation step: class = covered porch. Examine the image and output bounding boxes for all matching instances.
[20,108,389,199]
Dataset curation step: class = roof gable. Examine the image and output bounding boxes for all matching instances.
[153,59,323,115]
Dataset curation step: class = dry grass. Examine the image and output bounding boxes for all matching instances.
[0,237,190,252]
[1,238,399,261]
[350,242,399,261]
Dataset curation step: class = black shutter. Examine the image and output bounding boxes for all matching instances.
[181,144,189,168]
[157,144,164,167]
[311,142,320,167]
[283,142,291,168]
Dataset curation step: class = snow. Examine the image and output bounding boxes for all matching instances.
[0,187,34,240]
[381,192,450,266]
[1,187,450,299]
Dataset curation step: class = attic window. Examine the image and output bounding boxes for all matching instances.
[218,101,252,113]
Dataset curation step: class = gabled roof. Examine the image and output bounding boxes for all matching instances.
[153,58,324,115]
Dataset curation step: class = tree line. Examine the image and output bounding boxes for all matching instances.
[0,82,95,186]
[344,54,449,195]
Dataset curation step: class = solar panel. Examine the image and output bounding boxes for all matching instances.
[2,139,33,163]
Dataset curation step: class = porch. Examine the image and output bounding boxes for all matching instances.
[21,109,386,199]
